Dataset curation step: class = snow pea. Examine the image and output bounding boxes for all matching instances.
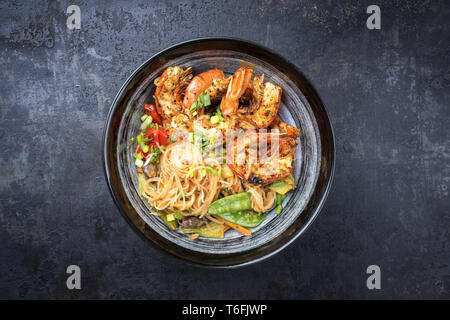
[216,211,266,228]
[208,192,252,215]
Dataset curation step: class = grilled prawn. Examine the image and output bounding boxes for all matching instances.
[183,69,226,110]
[226,130,298,185]
[220,67,253,118]
[154,66,193,118]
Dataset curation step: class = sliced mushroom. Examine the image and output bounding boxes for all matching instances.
[180,216,208,229]
[142,163,158,178]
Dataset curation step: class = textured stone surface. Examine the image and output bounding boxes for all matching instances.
[0,0,448,299]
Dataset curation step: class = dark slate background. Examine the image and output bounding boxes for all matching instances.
[0,0,448,299]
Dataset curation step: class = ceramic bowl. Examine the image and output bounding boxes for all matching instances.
[103,38,334,267]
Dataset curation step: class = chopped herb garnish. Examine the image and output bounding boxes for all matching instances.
[214,105,225,122]
[192,130,214,153]
[148,145,163,164]
[133,152,143,160]
[206,165,219,176]
[275,193,286,214]
[174,212,183,220]
[188,132,194,143]
[190,102,198,113]
[190,92,211,113]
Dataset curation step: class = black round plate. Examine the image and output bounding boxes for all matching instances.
[103,37,335,267]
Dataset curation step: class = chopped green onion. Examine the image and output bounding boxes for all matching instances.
[210,115,220,124]
[188,132,194,143]
[276,204,283,214]
[203,94,211,106]
[142,145,149,153]
[135,158,144,168]
[197,92,205,106]
[215,106,225,122]
[275,193,286,214]
[137,134,142,144]
[141,114,148,121]
[190,102,198,113]
[143,137,153,143]
[166,214,175,222]
[174,213,183,220]
[141,116,153,129]
[133,152,143,160]
[206,165,219,176]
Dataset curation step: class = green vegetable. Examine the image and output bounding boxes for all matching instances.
[142,145,149,153]
[275,193,286,214]
[208,192,252,215]
[166,214,175,222]
[140,116,153,130]
[214,106,225,122]
[206,165,219,176]
[174,212,183,220]
[160,212,178,230]
[267,175,295,195]
[148,145,162,164]
[138,173,149,195]
[190,92,211,113]
[276,205,283,214]
[203,93,211,106]
[210,115,220,124]
[133,152,143,160]
[137,134,143,144]
[215,211,266,228]
[192,130,214,153]
[190,102,198,113]
[182,221,225,238]
[141,114,148,121]
[221,164,234,178]
[188,132,194,143]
